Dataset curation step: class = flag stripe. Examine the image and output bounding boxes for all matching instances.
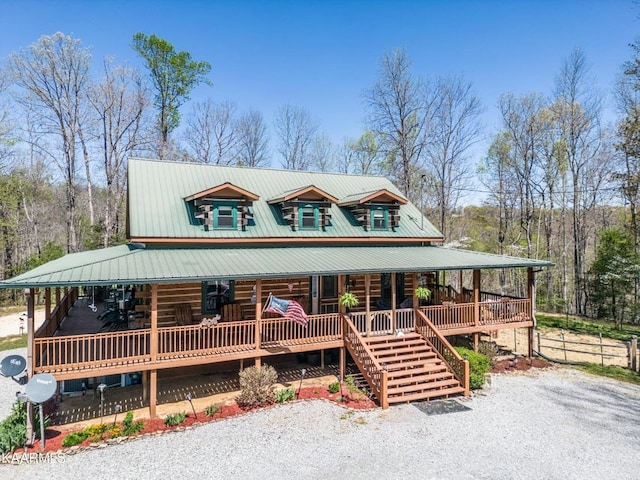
[264,295,308,327]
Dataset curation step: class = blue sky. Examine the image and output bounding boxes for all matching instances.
[0,0,638,167]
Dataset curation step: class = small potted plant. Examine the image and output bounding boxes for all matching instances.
[339,291,359,311]
[415,286,431,306]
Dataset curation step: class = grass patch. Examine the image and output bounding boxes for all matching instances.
[0,335,27,351]
[576,363,640,386]
[537,313,640,341]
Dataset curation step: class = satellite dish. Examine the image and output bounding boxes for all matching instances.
[25,373,57,404]
[0,355,26,378]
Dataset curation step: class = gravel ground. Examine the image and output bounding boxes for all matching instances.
[1,360,639,480]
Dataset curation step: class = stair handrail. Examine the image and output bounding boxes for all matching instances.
[415,310,470,396]
[343,314,389,408]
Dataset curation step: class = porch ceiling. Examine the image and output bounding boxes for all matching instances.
[0,243,553,288]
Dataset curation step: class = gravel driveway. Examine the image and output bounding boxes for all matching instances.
[1,355,639,480]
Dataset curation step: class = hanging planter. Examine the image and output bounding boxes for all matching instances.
[339,292,359,310]
[415,286,431,305]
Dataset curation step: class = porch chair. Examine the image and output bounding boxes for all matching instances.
[221,303,244,321]
[174,303,194,326]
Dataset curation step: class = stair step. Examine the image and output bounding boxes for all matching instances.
[387,370,453,387]
[367,338,427,351]
[382,358,439,370]
[365,333,421,345]
[387,385,466,404]
[388,377,460,395]
[376,351,437,363]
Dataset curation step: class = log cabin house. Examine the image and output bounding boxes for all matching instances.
[0,158,552,424]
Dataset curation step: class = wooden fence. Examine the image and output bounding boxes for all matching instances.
[537,331,638,370]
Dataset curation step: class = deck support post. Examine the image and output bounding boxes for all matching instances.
[391,272,396,332]
[320,349,325,368]
[142,371,149,401]
[339,347,346,381]
[527,268,536,359]
[25,288,35,444]
[149,369,157,419]
[364,274,371,336]
[473,270,481,351]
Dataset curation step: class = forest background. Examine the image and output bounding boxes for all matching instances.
[1,5,640,329]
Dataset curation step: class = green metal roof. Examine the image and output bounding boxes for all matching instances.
[0,243,554,288]
[127,158,443,240]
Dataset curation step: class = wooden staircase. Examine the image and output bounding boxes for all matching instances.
[365,332,465,404]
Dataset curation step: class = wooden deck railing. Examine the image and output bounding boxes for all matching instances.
[478,298,531,326]
[261,313,342,347]
[157,321,256,360]
[34,329,151,371]
[343,315,388,408]
[35,313,344,374]
[415,310,469,395]
[419,303,475,331]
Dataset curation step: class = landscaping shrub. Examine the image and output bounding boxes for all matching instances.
[164,412,187,427]
[0,400,50,454]
[455,346,491,390]
[204,404,218,417]
[275,387,295,403]
[328,381,340,394]
[122,411,144,436]
[236,364,277,408]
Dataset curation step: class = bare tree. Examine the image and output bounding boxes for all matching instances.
[364,49,431,199]
[309,132,333,172]
[424,74,483,238]
[273,104,318,170]
[235,108,269,167]
[553,48,604,315]
[7,32,92,252]
[183,99,237,164]
[88,58,149,247]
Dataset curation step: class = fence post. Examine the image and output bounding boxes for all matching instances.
[631,336,638,372]
[599,333,604,366]
[561,329,567,361]
[537,331,541,356]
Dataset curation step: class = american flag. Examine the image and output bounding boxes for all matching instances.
[264,295,308,327]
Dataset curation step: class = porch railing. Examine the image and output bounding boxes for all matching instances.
[157,320,256,360]
[415,310,469,395]
[349,308,413,336]
[261,313,342,347]
[419,303,475,331]
[34,329,151,371]
[343,315,388,408]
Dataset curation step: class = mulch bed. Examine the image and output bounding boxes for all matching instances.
[17,386,377,455]
[491,356,552,374]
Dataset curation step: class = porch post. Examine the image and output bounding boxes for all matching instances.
[338,274,346,380]
[149,369,157,419]
[527,267,536,359]
[473,270,481,351]
[365,274,371,336]
[412,273,419,310]
[255,279,262,367]
[44,288,51,327]
[150,284,158,363]
[391,272,396,332]
[25,288,35,444]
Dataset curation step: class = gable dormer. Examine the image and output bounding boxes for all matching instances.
[184,183,259,231]
[268,185,338,231]
[338,189,407,231]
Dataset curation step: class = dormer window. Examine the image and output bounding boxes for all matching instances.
[184,182,259,232]
[268,185,337,231]
[371,206,388,230]
[338,188,407,231]
[214,202,237,229]
[299,203,318,229]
